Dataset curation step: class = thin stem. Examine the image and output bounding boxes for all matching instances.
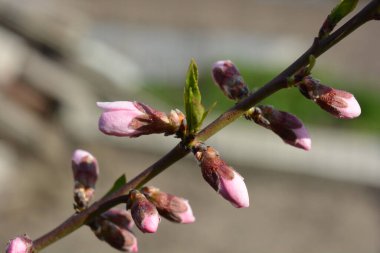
[32,1,380,251]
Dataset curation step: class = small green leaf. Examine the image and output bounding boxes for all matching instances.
[184,59,205,135]
[200,101,217,126]
[319,0,358,38]
[330,0,358,24]
[103,174,127,197]
[306,55,316,74]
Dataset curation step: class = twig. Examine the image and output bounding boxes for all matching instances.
[32,1,380,251]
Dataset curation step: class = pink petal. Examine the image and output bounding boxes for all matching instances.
[177,200,196,224]
[126,234,138,253]
[140,213,160,233]
[338,95,361,119]
[117,228,138,252]
[218,170,250,208]
[6,237,32,253]
[286,125,312,151]
[72,149,95,167]
[98,109,143,137]
[96,101,140,112]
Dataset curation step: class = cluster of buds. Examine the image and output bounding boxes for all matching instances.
[212,60,249,100]
[127,188,195,234]
[97,101,185,138]
[211,60,311,150]
[193,144,249,208]
[245,105,311,151]
[298,76,361,119]
[5,235,33,253]
[89,187,195,251]
[72,149,99,211]
[91,209,138,252]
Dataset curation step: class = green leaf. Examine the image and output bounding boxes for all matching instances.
[103,174,127,197]
[319,0,358,38]
[306,55,316,74]
[329,0,358,24]
[200,101,217,126]
[184,59,205,135]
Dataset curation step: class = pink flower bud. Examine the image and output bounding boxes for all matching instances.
[72,149,99,189]
[299,77,361,119]
[6,235,33,253]
[102,209,134,231]
[92,217,138,252]
[97,101,184,137]
[212,60,249,100]
[247,105,311,151]
[141,186,195,224]
[129,190,160,233]
[194,145,249,208]
[72,149,99,210]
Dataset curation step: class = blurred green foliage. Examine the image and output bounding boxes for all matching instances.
[142,62,379,135]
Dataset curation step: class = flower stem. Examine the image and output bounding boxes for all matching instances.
[32,1,380,251]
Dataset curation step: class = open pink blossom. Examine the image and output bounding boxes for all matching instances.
[97,101,146,137]
[97,101,184,137]
[194,146,249,208]
[299,77,361,119]
[6,236,33,253]
[247,105,311,151]
[141,186,196,224]
[212,60,249,100]
[129,190,160,233]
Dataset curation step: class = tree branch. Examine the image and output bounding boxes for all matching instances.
[32,0,380,251]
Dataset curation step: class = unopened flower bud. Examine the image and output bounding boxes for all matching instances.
[168,109,186,136]
[92,216,138,252]
[299,76,361,119]
[102,209,134,231]
[141,186,195,224]
[72,149,99,210]
[129,190,160,233]
[72,149,99,188]
[246,105,311,151]
[97,101,184,137]
[212,60,249,100]
[6,235,33,253]
[194,145,249,208]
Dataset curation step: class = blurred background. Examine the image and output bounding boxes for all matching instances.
[0,0,379,252]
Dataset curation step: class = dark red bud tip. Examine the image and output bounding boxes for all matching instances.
[93,217,138,252]
[249,105,311,151]
[212,60,249,100]
[102,209,134,231]
[72,149,99,189]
